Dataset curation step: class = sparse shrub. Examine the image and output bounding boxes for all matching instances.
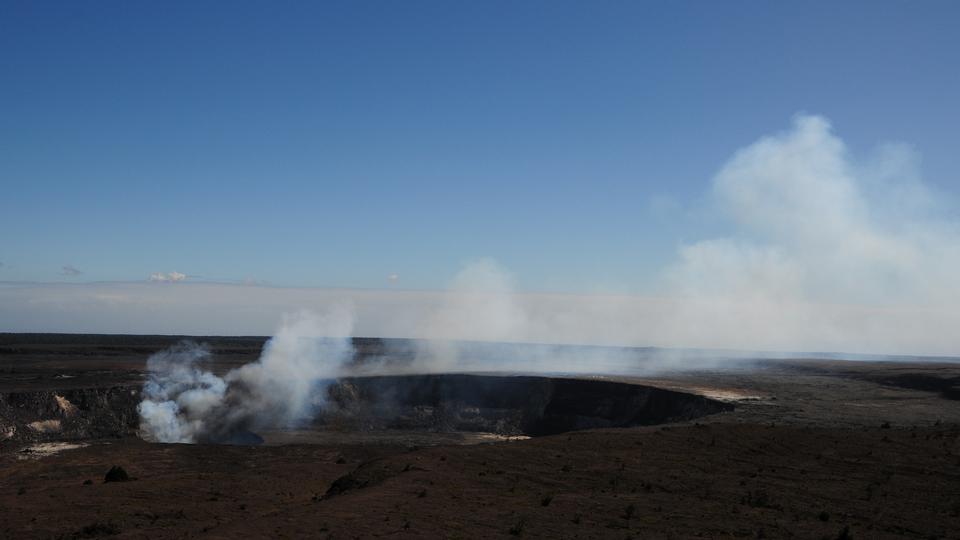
[417,488,427,498]
[540,494,553,507]
[741,489,776,509]
[103,465,130,483]
[622,503,636,520]
[74,521,120,538]
[819,511,830,522]
[509,517,526,536]
[836,525,851,540]
[880,421,891,429]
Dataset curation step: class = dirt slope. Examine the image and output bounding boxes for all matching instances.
[2,423,959,539]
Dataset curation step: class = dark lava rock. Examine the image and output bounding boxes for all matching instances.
[208,429,264,446]
[73,521,120,538]
[0,387,141,445]
[103,466,130,483]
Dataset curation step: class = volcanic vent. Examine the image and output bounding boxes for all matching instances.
[130,332,735,445]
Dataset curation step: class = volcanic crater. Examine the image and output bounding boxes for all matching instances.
[1,373,732,446]
[4,335,960,539]
[318,373,733,438]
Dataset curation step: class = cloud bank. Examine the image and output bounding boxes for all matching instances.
[1,115,957,357]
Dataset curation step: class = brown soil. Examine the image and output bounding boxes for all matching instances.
[1,334,959,539]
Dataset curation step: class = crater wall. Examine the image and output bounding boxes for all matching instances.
[320,374,733,436]
[1,374,732,446]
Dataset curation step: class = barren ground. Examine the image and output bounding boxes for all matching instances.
[2,334,959,539]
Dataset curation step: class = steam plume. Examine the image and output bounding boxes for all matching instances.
[3,115,956,356]
[658,114,960,353]
[138,307,354,443]
[404,114,960,360]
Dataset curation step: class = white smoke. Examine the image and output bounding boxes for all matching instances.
[2,115,956,357]
[399,114,960,361]
[658,114,960,353]
[403,259,687,375]
[411,258,527,372]
[138,342,227,443]
[677,114,958,305]
[138,306,354,443]
[421,258,527,343]
[226,307,354,426]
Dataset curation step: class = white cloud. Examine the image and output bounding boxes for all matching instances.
[0,115,956,357]
[149,271,187,283]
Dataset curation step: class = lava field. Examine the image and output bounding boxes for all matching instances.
[2,334,960,539]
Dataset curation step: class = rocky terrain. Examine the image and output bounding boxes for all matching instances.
[0,386,140,445]
[1,334,959,538]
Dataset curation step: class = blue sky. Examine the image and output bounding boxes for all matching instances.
[2,1,959,293]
